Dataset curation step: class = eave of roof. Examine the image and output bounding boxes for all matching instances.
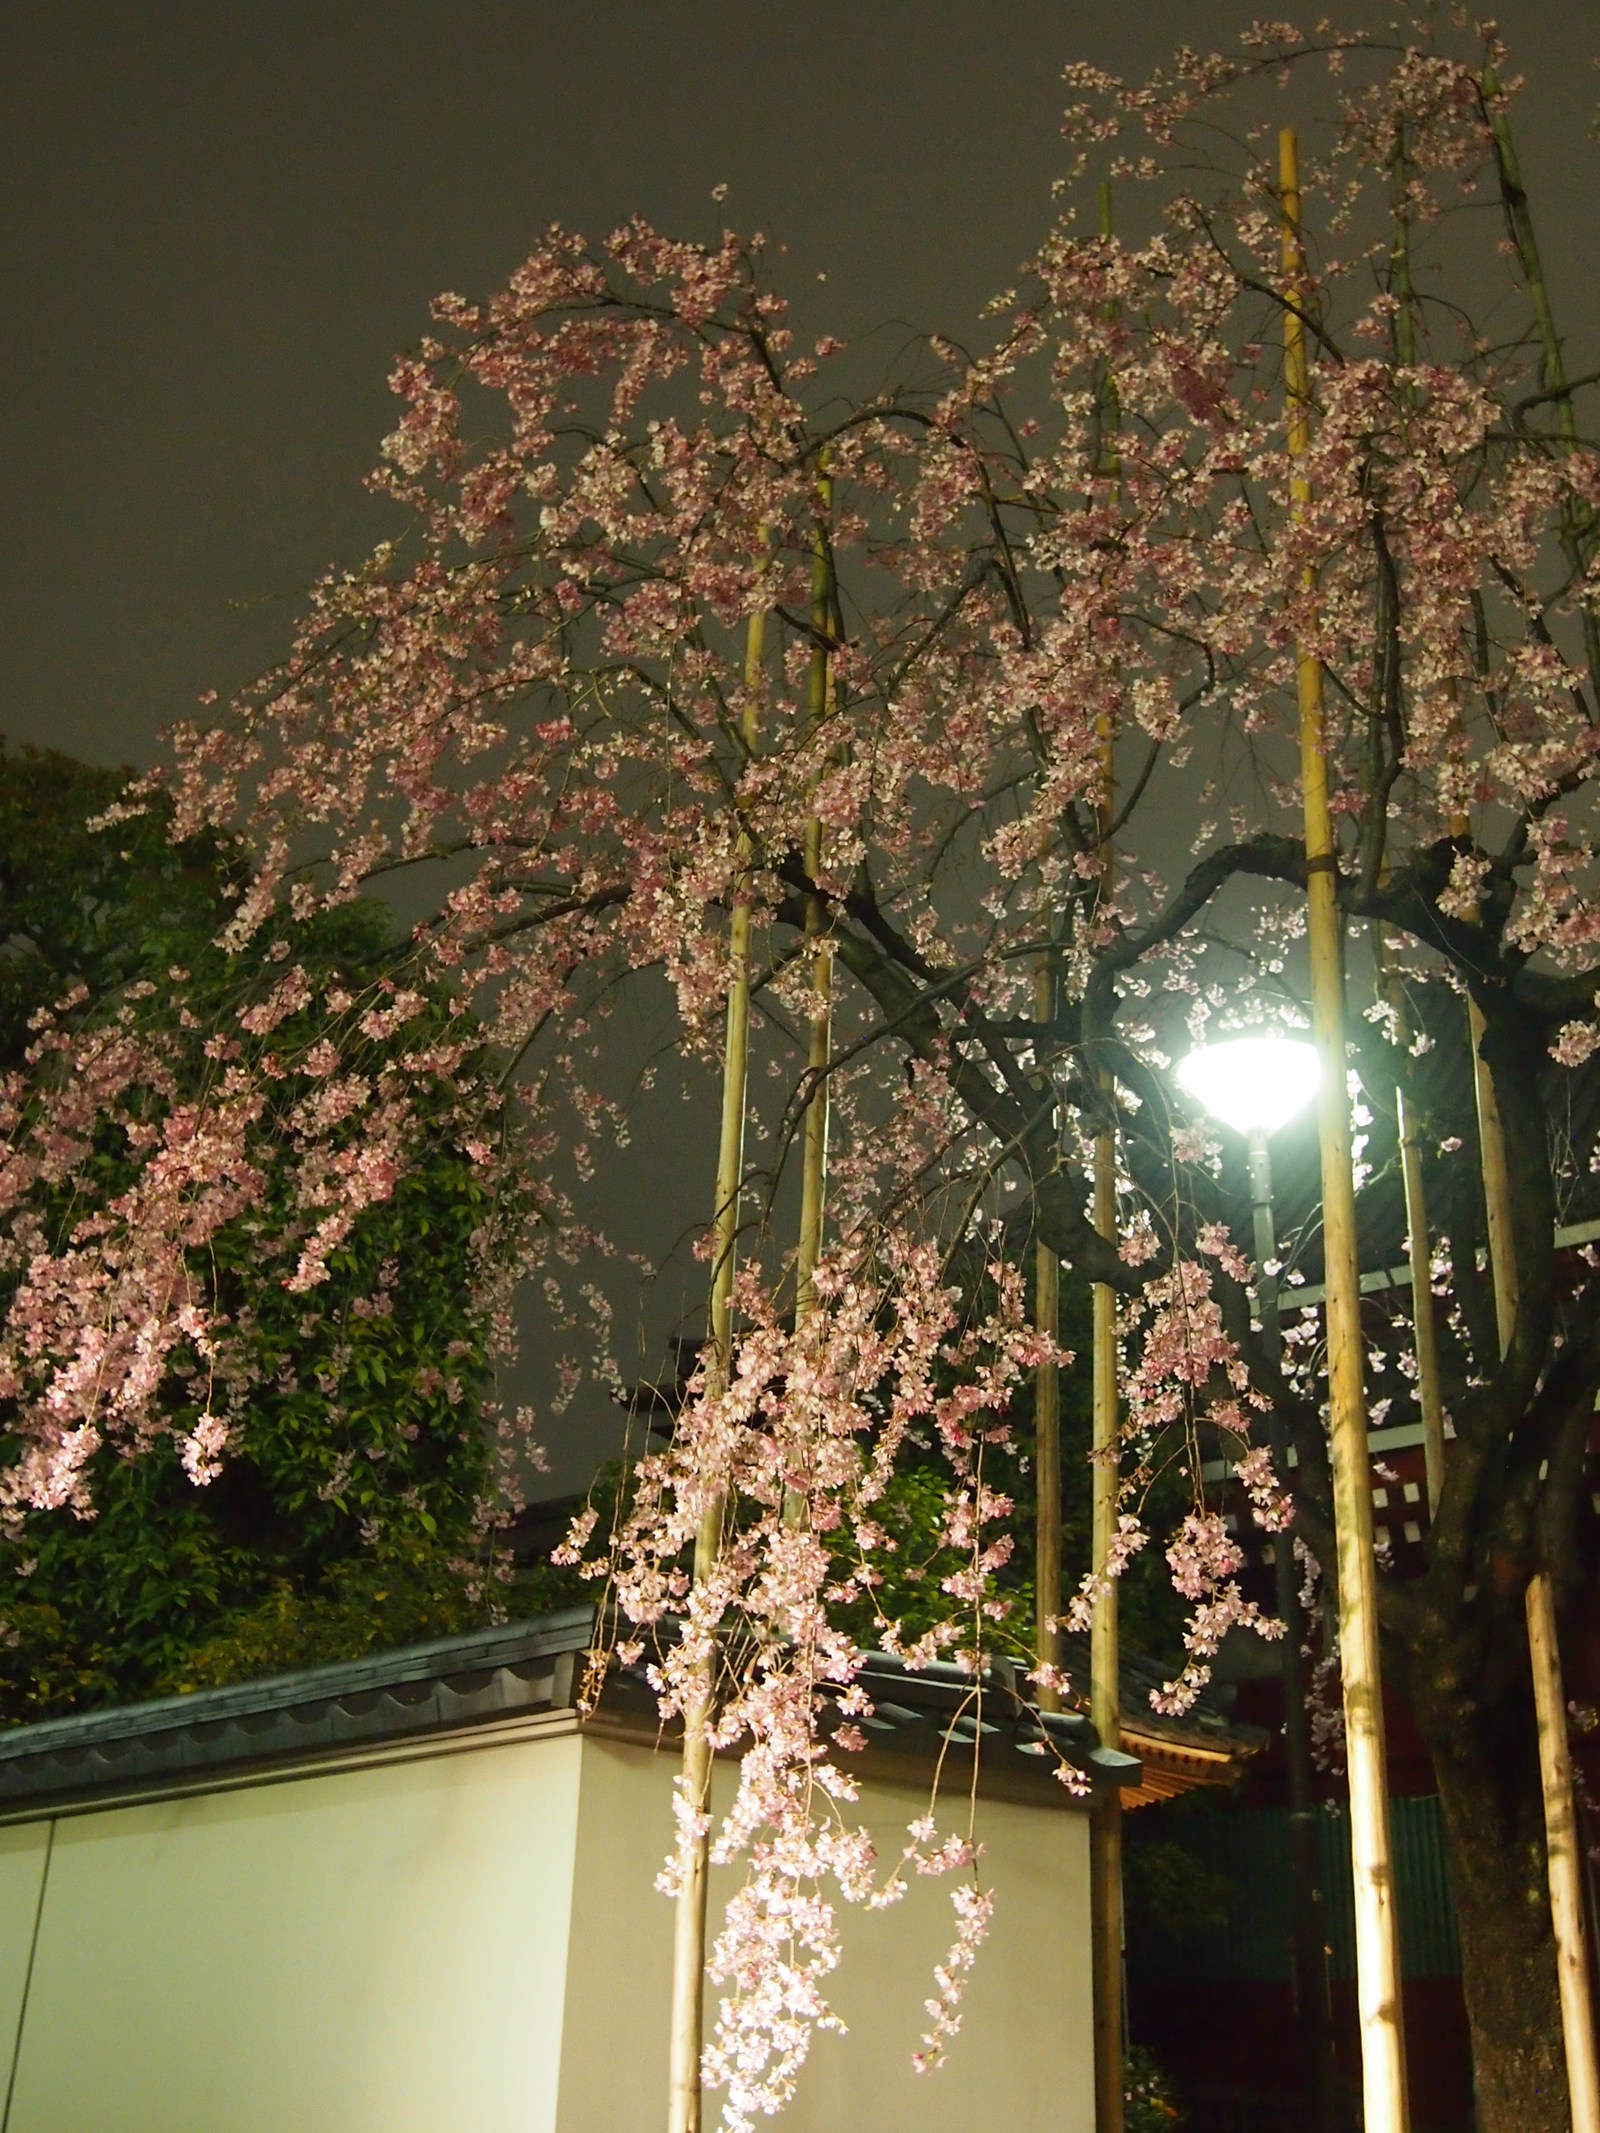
[0,1611,1258,1821]
[0,1610,595,1818]
[1120,1727,1251,1808]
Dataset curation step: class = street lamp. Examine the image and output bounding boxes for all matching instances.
[1176,1033,1320,1143]
[1177,1033,1337,2130]
[1176,1033,1318,1301]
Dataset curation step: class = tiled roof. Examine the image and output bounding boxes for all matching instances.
[0,1608,1264,1819]
[0,1610,594,1814]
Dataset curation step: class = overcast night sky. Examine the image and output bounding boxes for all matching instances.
[5,2,1598,773]
[2,3,1597,1489]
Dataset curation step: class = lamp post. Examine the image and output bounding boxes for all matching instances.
[1177,1036,1338,2132]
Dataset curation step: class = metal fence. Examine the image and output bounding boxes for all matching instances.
[1133,1794,1460,1984]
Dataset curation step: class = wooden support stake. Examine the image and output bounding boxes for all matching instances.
[1383,126,1450,1517]
[1090,710,1124,2133]
[1376,934,1447,1513]
[1528,1569,1600,2133]
[1034,956,1062,1719]
[784,470,835,1533]
[666,597,766,2133]
[1467,988,1519,1350]
[1248,1135,1338,2127]
[1455,809,1600,2133]
[1281,126,1411,2133]
[1467,79,1600,2103]
[1449,823,1520,1353]
[1090,1101,1124,2133]
[794,470,834,1334]
[1087,208,1126,2125]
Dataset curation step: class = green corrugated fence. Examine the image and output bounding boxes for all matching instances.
[1132,1795,1460,1984]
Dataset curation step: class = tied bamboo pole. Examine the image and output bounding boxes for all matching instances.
[1375,935,1447,1513]
[1396,77,1597,2125]
[1034,954,1062,1719]
[784,468,835,1531]
[1451,86,1600,2113]
[795,468,834,1332]
[1090,713,1124,2133]
[1483,66,1600,702]
[1280,126,1411,2133]
[1459,978,1519,1352]
[1452,813,1600,2133]
[666,596,767,2133]
[1088,189,1126,2130]
[1528,1569,1600,2133]
[1470,999,1600,2133]
[1383,141,1448,1519]
[1247,1136,1338,2126]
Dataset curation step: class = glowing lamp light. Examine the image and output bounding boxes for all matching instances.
[1176,1034,1321,1140]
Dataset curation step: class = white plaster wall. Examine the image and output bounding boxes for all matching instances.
[0,1721,1092,2133]
[0,1822,49,2107]
[4,1731,583,2133]
[557,1736,1094,2133]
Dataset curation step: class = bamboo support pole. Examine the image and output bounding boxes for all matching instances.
[1468,988,1519,1349]
[1389,130,1418,374]
[1090,1111,1124,2133]
[1395,1078,1446,1517]
[1451,812,1600,2133]
[1403,86,1595,2126]
[794,900,832,1327]
[667,1524,723,2133]
[1034,956,1062,1719]
[1483,78,1569,436]
[1087,192,1126,2129]
[1470,1011,1600,2133]
[1090,715,1123,2133]
[1448,88,1600,2106]
[1464,860,1600,2109]
[1376,934,1447,1513]
[783,473,834,1533]
[1450,822,1520,1352]
[1281,126,1411,2133]
[1386,110,1453,1528]
[1528,1569,1600,2133]
[1248,1137,1338,2125]
[1483,69,1600,700]
[1445,817,1511,1356]
[794,473,834,1332]
[666,598,766,2133]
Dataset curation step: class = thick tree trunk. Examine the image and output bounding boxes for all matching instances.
[1418,1684,1569,2132]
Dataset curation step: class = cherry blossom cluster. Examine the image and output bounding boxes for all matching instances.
[0,945,534,1556]
[564,1233,1039,2119]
